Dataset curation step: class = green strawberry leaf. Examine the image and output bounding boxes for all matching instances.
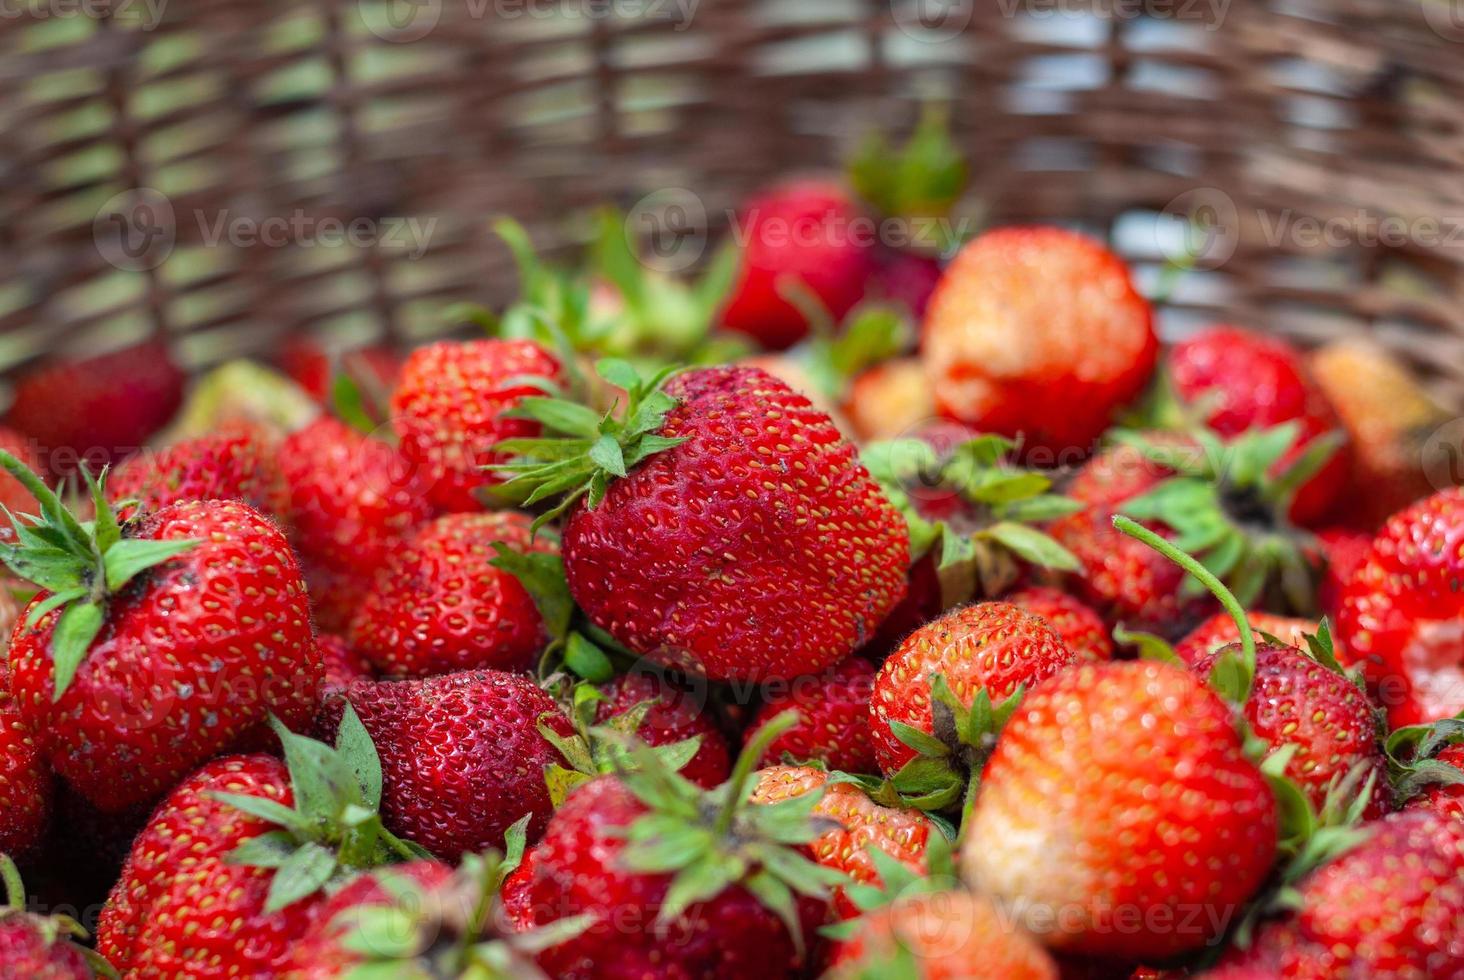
[265,842,338,913]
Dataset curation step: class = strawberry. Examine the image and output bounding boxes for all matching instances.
[500,714,846,979]
[827,889,1059,979]
[1386,715,1464,819]
[868,251,944,324]
[315,633,373,696]
[1316,526,1371,621]
[97,710,425,979]
[923,226,1157,457]
[1220,810,1464,978]
[746,657,879,773]
[1405,743,1464,819]
[0,457,319,812]
[346,512,554,677]
[962,660,1278,959]
[593,671,730,789]
[0,855,110,978]
[720,180,876,350]
[1173,610,1323,666]
[750,764,932,919]
[1309,339,1450,527]
[281,416,434,632]
[496,363,909,683]
[1006,586,1113,663]
[6,340,185,475]
[843,357,935,443]
[107,422,288,521]
[277,337,401,407]
[0,661,51,858]
[330,670,572,862]
[1336,488,1464,727]
[869,602,1076,804]
[1165,325,1348,525]
[390,338,562,513]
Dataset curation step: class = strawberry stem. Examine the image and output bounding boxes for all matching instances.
[0,854,23,913]
[714,709,799,837]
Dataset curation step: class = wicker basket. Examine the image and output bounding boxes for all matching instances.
[2,0,1462,407]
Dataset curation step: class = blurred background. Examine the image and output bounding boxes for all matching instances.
[0,0,1461,400]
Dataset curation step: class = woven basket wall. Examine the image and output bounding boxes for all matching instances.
[2,0,1462,406]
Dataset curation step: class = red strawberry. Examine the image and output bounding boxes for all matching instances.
[962,661,1278,959]
[0,855,106,978]
[923,226,1157,457]
[1167,325,1349,525]
[1317,526,1371,621]
[870,602,1075,780]
[828,889,1058,979]
[594,671,730,789]
[1336,488,1464,727]
[746,657,879,773]
[1220,810,1464,978]
[5,341,185,475]
[332,670,572,862]
[315,633,373,697]
[1006,586,1113,663]
[720,180,876,350]
[0,661,51,858]
[347,512,553,677]
[281,416,434,631]
[390,338,561,513]
[97,711,424,979]
[751,764,931,919]
[107,422,288,521]
[500,717,844,980]
[2,460,319,812]
[502,364,908,683]
[869,249,943,324]
[1173,610,1324,666]
[1406,743,1464,820]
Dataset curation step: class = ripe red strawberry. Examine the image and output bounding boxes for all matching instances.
[870,602,1075,781]
[331,670,572,861]
[0,661,51,858]
[1,458,319,812]
[1336,488,1464,727]
[962,661,1278,959]
[746,657,878,773]
[720,180,876,350]
[1167,325,1349,524]
[923,226,1157,456]
[869,249,943,324]
[828,889,1058,979]
[1220,810,1464,977]
[97,712,425,979]
[500,716,845,980]
[108,422,288,521]
[390,338,561,512]
[0,855,108,978]
[5,340,185,475]
[594,671,730,789]
[1173,610,1323,666]
[1006,586,1113,663]
[501,363,908,683]
[281,416,434,631]
[750,764,931,919]
[347,512,553,677]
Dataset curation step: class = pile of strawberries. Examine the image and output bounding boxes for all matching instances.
[1,118,1462,980]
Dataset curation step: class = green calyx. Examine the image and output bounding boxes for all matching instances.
[0,853,118,978]
[863,434,1081,604]
[0,451,200,702]
[820,832,958,943]
[335,816,591,980]
[213,708,431,914]
[1384,711,1464,806]
[487,359,688,531]
[537,682,704,808]
[848,104,969,231]
[1113,424,1341,613]
[613,710,848,960]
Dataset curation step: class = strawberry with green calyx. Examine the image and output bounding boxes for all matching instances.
[818,820,955,939]
[283,815,590,980]
[536,680,706,807]
[847,104,969,232]
[501,711,851,978]
[1386,712,1464,814]
[0,853,116,978]
[1113,422,1341,613]
[863,434,1081,605]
